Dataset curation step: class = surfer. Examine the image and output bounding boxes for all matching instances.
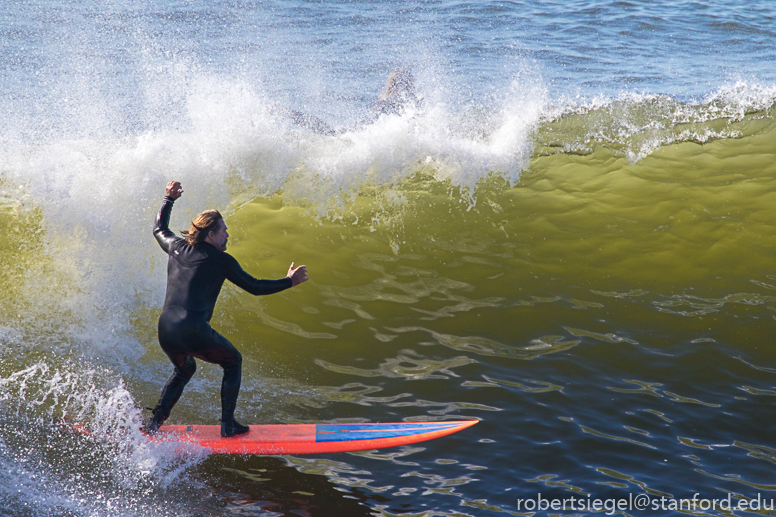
[365,69,422,121]
[148,180,308,437]
[275,69,422,135]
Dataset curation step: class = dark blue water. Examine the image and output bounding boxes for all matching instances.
[3,0,775,137]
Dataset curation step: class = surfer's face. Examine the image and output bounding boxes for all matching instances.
[206,219,229,252]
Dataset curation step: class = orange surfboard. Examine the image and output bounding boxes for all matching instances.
[148,421,478,455]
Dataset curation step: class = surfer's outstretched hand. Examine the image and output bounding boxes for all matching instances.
[287,262,308,286]
[166,180,184,200]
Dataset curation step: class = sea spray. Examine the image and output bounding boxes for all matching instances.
[0,360,210,516]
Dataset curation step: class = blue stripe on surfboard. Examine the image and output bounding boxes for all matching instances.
[315,422,463,442]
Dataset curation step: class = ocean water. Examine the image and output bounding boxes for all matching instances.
[1,1,776,516]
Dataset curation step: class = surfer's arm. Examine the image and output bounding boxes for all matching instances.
[153,181,184,253]
[222,253,293,295]
[153,196,177,254]
[153,196,178,254]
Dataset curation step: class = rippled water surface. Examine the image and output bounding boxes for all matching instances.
[1,1,776,516]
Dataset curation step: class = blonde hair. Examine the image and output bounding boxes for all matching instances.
[181,209,223,246]
[377,69,417,102]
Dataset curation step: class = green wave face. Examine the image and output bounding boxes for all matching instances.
[179,110,774,420]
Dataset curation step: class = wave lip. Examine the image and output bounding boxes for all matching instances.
[534,81,776,162]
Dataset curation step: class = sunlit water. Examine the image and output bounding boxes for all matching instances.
[1,1,776,516]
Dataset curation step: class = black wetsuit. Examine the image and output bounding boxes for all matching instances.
[152,196,292,424]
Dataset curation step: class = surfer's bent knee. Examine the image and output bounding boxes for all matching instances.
[222,351,242,371]
[178,356,196,379]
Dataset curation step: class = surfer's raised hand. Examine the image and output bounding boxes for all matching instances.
[287,262,308,286]
[166,180,184,200]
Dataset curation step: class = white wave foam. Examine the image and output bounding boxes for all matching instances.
[535,81,776,162]
[0,360,209,488]
[703,81,776,119]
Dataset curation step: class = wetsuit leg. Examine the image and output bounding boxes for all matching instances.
[154,354,196,421]
[188,326,243,423]
[158,313,243,423]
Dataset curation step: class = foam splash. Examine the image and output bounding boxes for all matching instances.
[0,360,210,515]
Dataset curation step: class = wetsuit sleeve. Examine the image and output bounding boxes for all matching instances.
[221,253,293,295]
[153,196,178,254]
